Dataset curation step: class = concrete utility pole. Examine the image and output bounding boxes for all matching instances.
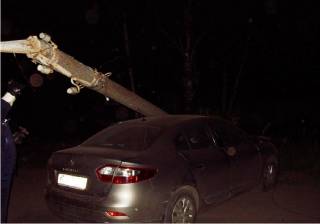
[0,33,167,117]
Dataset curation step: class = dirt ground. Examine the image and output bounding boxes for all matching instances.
[8,165,320,223]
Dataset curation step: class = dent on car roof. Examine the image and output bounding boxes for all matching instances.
[117,115,214,128]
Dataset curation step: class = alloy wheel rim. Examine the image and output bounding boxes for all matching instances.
[172,196,195,223]
[265,163,276,184]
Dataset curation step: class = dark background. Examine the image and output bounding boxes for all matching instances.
[1,0,319,171]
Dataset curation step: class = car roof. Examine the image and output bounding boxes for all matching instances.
[116,114,221,129]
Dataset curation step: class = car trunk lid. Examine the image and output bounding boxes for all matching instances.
[48,146,141,196]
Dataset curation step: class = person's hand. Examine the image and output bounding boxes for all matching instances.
[7,80,25,97]
[13,126,29,144]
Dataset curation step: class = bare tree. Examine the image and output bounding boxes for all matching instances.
[122,12,136,93]
[153,0,207,113]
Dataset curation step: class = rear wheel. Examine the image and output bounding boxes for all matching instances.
[262,155,278,191]
[164,189,197,223]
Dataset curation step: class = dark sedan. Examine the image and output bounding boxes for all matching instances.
[45,115,279,223]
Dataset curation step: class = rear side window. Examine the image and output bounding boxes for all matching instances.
[209,120,247,147]
[185,125,212,150]
[83,125,161,151]
[175,123,213,151]
[174,134,189,151]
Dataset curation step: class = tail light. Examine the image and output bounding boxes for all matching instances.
[96,164,157,184]
[105,210,128,217]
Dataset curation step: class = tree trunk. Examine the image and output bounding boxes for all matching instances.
[227,37,249,115]
[221,66,228,115]
[123,12,135,93]
[183,0,194,113]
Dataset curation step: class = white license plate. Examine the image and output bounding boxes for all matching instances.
[57,173,88,190]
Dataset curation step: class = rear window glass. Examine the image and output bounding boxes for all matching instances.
[83,125,161,151]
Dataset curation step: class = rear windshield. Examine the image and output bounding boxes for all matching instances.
[83,124,161,151]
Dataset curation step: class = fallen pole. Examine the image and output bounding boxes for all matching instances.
[0,33,167,117]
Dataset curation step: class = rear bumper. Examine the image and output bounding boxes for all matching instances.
[47,197,105,222]
[45,186,166,222]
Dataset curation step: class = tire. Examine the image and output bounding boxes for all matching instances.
[262,155,279,191]
[164,188,197,223]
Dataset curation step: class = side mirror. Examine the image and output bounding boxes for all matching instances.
[226,146,237,157]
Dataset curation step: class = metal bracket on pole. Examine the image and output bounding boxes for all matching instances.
[67,78,84,95]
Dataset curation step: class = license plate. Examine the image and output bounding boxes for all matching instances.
[57,173,88,190]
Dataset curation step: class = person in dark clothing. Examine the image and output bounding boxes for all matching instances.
[1,80,24,222]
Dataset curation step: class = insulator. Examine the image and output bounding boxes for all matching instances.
[37,64,53,74]
[67,87,80,95]
[39,33,51,42]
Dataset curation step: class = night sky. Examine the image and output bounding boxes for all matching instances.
[1,0,320,144]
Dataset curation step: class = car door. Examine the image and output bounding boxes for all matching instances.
[175,120,231,204]
[210,120,261,192]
